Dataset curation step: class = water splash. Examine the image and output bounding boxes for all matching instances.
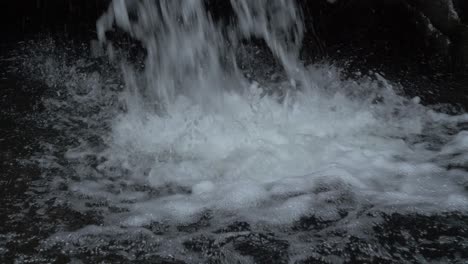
[54,0,467,226]
[17,0,468,262]
[96,0,308,113]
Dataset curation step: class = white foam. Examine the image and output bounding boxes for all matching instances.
[95,71,467,225]
[30,0,468,232]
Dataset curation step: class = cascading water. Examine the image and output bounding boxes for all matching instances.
[96,0,307,112]
[10,0,468,262]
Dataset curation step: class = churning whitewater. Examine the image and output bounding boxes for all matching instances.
[20,0,468,261]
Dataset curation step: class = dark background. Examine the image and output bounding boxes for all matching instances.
[0,0,464,62]
[0,0,110,41]
[0,0,465,56]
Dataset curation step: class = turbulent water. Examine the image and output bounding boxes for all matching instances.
[4,0,468,263]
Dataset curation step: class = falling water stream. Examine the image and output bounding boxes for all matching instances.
[4,0,468,263]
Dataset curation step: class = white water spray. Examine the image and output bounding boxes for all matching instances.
[83,0,468,227]
[25,1,468,261]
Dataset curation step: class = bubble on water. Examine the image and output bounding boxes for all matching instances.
[17,0,468,261]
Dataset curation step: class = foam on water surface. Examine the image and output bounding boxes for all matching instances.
[38,56,467,230]
[16,0,468,261]
[42,0,468,222]
[103,86,467,224]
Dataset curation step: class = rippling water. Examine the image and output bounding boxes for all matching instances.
[2,0,468,263]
